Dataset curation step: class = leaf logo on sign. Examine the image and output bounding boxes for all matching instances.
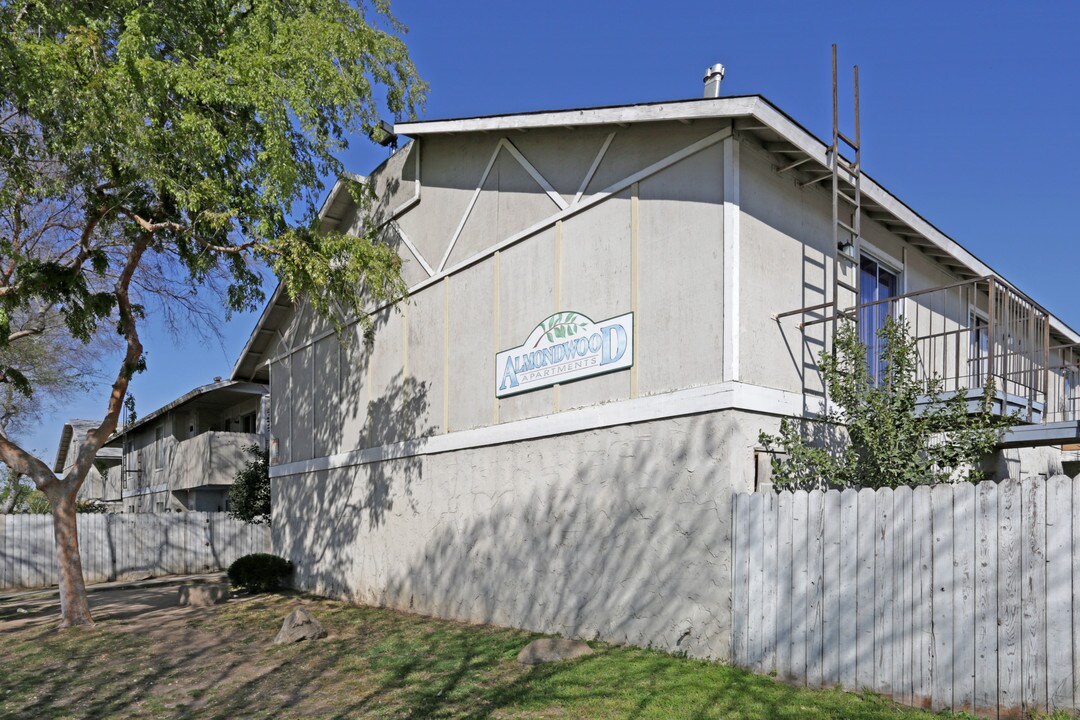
[496,310,634,398]
[537,312,580,346]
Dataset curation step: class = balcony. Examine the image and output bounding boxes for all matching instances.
[778,275,1080,447]
[171,432,264,491]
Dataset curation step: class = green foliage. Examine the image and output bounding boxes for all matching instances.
[75,499,107,513]
[228,443,270,525]
[760,317,1015,490]
[0,469,48,513]
[0,0,425,378]
[227,553,293,593]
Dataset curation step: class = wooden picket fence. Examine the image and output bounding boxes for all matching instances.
[0,512,270,591]
[731,476,1080,718]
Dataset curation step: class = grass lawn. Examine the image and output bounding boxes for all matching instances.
[1,584,982,719]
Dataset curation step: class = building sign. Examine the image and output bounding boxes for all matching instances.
[496,311,633,397]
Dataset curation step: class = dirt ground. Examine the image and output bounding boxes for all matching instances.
[0,580,979,720]
[0,581,347,718]
[1,578,226,631]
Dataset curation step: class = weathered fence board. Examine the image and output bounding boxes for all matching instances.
[732,476,1080,718]
[775,490,794,680]
[0,512,269,591]
[838,488,858,689]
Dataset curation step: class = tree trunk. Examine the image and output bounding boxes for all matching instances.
[48,486,94,628]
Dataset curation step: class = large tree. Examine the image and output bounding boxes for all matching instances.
[0,0,423,627]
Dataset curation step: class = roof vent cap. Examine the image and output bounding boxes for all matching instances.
[703,63,725,98]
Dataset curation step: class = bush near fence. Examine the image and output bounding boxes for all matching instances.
[0,512,270,591]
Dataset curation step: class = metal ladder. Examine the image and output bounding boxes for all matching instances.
[830,44,862,343]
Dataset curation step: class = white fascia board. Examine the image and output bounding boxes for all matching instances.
[395,96,760,135]
[230,168,372,382]
[229,281,287,381]
[270,380,830,479]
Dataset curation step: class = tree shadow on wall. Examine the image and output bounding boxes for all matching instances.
[369,414,738,663]
[276,371,435,601]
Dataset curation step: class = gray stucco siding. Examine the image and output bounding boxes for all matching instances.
[497,227,557,424]
[636,142,725,396]
[557,191,634,411]
[272,409,780,661]
[268,123,743,468]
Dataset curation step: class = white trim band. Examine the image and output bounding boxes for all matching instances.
[269,381,829,478]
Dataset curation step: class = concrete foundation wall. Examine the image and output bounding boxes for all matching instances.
[273,409,775,661]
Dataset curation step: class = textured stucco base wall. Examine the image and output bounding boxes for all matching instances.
[993,445,1066,481]
[272,409,772,661]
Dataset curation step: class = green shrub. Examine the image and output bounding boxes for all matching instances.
[227,553,293,592]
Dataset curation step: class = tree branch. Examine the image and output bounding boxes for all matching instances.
[66,235,150,484]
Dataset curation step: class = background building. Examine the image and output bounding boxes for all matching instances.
[52,419,122,510]
[102,379,268,513]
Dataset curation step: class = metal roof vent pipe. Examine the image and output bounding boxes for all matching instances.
[703,63,725,98]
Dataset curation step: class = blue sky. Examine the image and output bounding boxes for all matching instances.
[30,0,1080,461]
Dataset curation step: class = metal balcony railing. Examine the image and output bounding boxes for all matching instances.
[777,276,1078,427]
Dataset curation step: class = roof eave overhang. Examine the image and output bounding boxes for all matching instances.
[398,95,1079,345]
[107,380,267,444]
[230,171,367,382]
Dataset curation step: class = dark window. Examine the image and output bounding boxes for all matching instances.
[858,255,899,385]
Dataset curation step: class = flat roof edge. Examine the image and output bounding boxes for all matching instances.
[395,96,761,135]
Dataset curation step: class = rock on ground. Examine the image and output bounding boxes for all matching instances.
[273,607,327,644]
[177,584,230,607]
[517,638,593,665]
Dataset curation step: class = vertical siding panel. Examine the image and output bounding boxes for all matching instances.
[856,487,876,690]
[15,515,25,587]
[893,485,913,705]
[1044,475,1072,711]
[761,492,778,674]
[20,514,31,588]
[123,513,134,579]
[1074,475,1080,713]
[822,489,841,687]
[931,483,954,712]
[731,493,749,667]
[1021,477,1047,713]
[0,514,8,590]
[162,513,174,575]
[48,515,59,586]
[89,513,102,583]
[913,485,934,708]
[953,482,976,714]
[998,477,1022,716]
[104,513,115,582]
[974,481,999,715]
[747,493,764,670]
[790,489,809,685]
[776,490,794,681]
[17,514,27,588]
[1073,476,1080,713]
[875,488,894,696]
[838,488,859,689]
[806,490,825,687]
[37,515,53,588]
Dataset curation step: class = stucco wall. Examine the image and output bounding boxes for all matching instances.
[736,140,977,397]
[273,408,776,661]
[268,121,728,468]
